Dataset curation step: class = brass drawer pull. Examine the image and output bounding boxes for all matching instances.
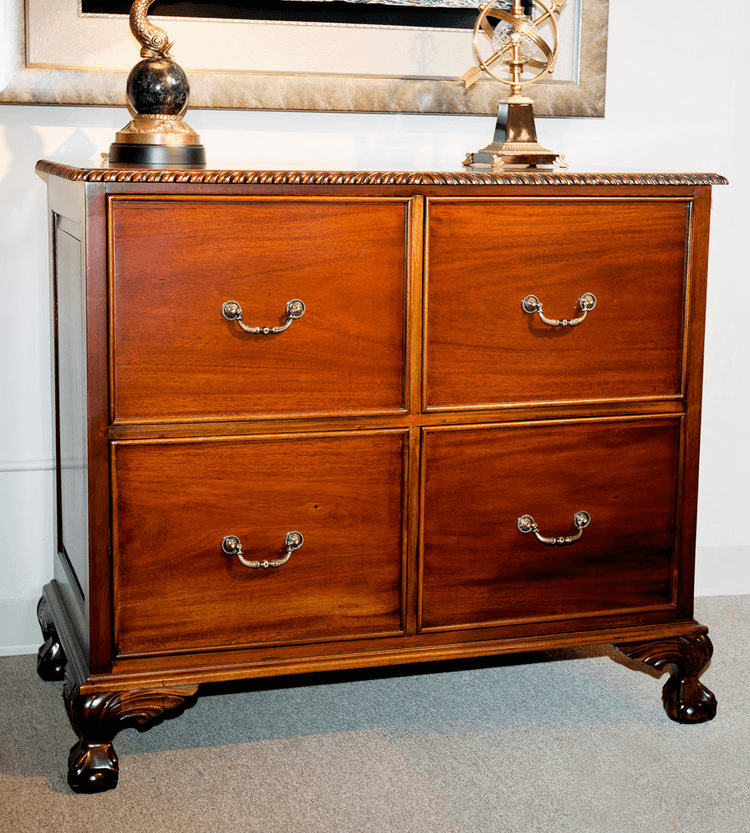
[517,511,591,545]
[221,299,306,335]
[521,293,597,327]
[221,531,304,569]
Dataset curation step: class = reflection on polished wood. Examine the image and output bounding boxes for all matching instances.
[36,596,66,681]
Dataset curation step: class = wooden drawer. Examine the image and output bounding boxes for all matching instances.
[110,198,410,422]
[424,199,690,410]
[112,431,407,655]
[420,418,681,631]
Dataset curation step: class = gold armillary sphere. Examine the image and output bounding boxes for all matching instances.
[463,0,564,93]
[461,0,567,169]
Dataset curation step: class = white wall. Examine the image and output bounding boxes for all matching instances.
[1,0,748,654]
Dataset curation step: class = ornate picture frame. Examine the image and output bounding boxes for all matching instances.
[0,0,608,116]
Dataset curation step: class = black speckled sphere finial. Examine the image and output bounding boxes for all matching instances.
[126,57,189,117]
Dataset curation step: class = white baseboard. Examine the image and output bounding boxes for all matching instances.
[0,644,40,657]
[695,546,750,596]
[0,597,42,657]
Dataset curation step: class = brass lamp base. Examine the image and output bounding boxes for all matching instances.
[109,114,206,168]
[107,3,206,169]
[464,99,561,170]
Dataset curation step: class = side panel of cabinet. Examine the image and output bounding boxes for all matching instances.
[47,178,111,669]
[51,217,89,627]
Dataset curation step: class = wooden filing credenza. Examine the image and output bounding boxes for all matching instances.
[34,162,726,792]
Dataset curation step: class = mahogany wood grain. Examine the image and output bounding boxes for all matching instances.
[424,198,691,409]
[34,165,723,791]
[112,431,407,654]
[102,617,709,690]
[110,198,410,422]
[420,417,681,630]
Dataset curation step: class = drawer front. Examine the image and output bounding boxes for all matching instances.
[113,432,406,655]
[425,199,689,409]
[111,198,410,422]
[420,419,680,631]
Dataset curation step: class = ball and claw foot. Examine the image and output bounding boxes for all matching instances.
[68,739,119,794]
[614,632,717,724]
[36,596,66,681]
[63,683,199,793]
[662,674,717,724]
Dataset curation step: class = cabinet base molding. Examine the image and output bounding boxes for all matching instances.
[39,589,717,792]
[614,632,717,724]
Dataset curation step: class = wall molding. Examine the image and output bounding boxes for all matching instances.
[0,459,54,474]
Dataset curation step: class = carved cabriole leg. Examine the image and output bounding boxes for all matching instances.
[614,632,717,724]
[63,670,198,793]
[36,595,67,681]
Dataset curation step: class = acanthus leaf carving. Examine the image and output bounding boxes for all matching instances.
[63,673,198,793]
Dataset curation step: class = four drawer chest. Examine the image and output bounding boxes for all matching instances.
[34,161,726,792]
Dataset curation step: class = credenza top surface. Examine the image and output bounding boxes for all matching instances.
[35,160,728,188]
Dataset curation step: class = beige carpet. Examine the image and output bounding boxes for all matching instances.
[1,595,748,833]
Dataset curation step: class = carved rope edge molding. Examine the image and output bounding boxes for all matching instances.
[34,162,729,187]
